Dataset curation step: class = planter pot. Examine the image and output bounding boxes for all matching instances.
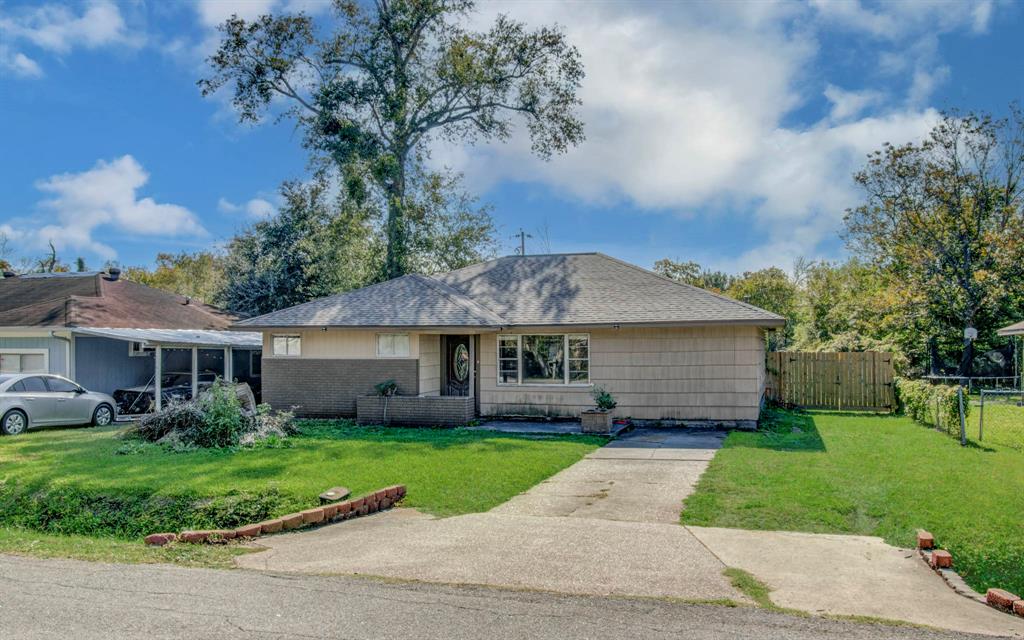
[581,409,614,434]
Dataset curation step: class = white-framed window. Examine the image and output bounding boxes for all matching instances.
[0,349,49,374]
[498,335,520,384]
[128,341,154,357]
[377,333,410,358]
[496,334,589,386]
[271,335,301,357]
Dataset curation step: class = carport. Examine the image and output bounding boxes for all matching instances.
[70,328,262,412]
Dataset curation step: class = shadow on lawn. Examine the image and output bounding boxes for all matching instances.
[729,409,826,452]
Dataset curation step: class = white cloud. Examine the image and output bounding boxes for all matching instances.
[217,197,241,214]
[195,0,279,29]
[245,198,276,219]
[0,44,43,78]
[5,156,205,260]
[823,85,884,122]
[218,195,277,219]
[427,1,978,271]
[0,0,141,78]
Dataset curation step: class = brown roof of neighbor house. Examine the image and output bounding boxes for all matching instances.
[235,253,786,330]
[0,272,236,330]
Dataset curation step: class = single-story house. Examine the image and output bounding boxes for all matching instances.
[235,253,785,426]
[0,268,262,412]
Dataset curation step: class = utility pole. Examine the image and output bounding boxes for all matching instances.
[511,229,532,256]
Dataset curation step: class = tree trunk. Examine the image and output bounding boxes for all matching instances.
[928,337,941,375]
[957,336,975,378]
[383,157,408,280]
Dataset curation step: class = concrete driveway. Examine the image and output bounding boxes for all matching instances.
[238,429,741,602]
[237,428,1024,636]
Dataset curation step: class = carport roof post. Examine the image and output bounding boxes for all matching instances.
[155,345,162,412]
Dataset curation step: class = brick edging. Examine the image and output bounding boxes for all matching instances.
[916,529,1024,618]
[144,485,406,546]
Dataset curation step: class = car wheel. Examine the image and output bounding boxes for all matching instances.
[1,409,28,436]
[92,404,114,427]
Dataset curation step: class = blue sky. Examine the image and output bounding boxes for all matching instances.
[1,0,1021,274]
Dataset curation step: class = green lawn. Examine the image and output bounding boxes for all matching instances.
[0,420,603,547]
[970,400,1024,450]
[683,408,1024,596]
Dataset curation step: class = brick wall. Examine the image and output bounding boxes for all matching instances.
[263,358,418,417]
[356,395,475,426]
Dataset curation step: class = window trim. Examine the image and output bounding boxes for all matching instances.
[128,341,154,357]
[0,348,49,374]
[496,333,591,387]
[271,334,302,357]
[376,333,411,358]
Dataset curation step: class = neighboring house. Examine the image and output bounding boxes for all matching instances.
[235,253,785,426]
[0,268,262,411]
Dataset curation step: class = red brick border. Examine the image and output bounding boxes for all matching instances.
[145,485,406,546]
[918,532,1024,619]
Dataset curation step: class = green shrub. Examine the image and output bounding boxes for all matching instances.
[124,379,295,450]
[193,379,246,448]
[0,481,291,539]
[591,386,617,411]
[895,378,969,436]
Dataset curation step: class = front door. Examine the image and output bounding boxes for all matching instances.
[444,336,471,397]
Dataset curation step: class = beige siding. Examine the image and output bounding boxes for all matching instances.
[418,334,441,396]
[262,329,420,359]
[479,325,766,421]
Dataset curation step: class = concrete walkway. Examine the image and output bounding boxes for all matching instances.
[238,429,741,602]
[690,527,1024,638]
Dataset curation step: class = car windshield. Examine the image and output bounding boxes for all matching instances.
[161,373,218,386]
[0,374,13,385]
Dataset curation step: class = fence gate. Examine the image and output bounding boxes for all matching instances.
[766,351,895,412]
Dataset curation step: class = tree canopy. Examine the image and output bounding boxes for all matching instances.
[844,107,1024,375]
[200,0,584,279]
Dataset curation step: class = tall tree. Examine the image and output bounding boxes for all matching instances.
[200,0,584,279]
[123,252,227,304]
[726,267,799,350]
[653,258,735,293]
[0,232,11,272]
[219,178,380,316]
[845,107,1024,376]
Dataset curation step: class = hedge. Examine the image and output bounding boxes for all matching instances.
[0,481,294,539]
[895,377,968,437]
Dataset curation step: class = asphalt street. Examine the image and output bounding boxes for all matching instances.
[0,554,1004,640]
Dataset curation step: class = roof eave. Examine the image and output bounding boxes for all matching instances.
[229,323,504,332]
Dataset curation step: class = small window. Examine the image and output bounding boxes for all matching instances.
[377,333,410,358]
[45,377,80,393]
[272,335,301,357]
[568,335,590,383]
[498,335,520,384]
[250,351,262,376]
[128,341,153,357]
[0,351,48,374]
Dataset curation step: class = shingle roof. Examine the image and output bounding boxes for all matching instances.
[235,253,785,329]
[0,272,236,329]
[434,253,785,327]
[233,274,507,329]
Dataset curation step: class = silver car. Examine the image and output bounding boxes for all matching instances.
[0,374,117,436]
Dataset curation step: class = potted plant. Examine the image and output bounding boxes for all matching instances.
[581,386,617,433]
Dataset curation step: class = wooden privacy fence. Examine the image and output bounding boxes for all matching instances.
[766,351,896,412]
